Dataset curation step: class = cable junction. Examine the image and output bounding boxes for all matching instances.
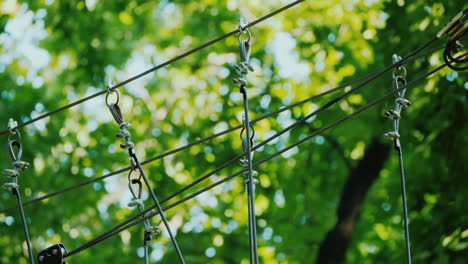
[62,56,464,256]
[106,87,185,263]
[0,36,453,216]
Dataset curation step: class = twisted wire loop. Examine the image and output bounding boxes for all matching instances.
[232,19,259,264]
[106,88,185,264]
[384,54,412,264]
[2,119,35,264]
[127,169,161,264]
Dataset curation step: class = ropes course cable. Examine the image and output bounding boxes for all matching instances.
[107,89,185,263]
[0,0,305,137]
[2,124,35,264]
[384,53,412,263]
[62,58,458,257]
[233,20,259,263]
[1,2,466,262]
[0,39,454,216]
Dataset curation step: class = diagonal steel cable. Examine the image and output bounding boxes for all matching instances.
[63,59,454,257]
[0,0,306,137]
[0,40,448,215]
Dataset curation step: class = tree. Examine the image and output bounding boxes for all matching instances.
[0,0,467,263]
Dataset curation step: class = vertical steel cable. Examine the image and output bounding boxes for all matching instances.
[384,54,412,263]
[396,146,411,264]
[241,87,259,264]
[233,22,259,263]
[13,188,35,264]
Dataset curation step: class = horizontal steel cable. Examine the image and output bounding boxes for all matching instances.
[0,40,447,215]
[63,59,454,257]
[0,0,305,137]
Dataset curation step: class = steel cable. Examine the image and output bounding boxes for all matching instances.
[63,59,456,257]
[0,39,450,215]
[0,0,306,137]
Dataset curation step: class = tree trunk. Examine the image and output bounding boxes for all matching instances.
[316,138,391,264]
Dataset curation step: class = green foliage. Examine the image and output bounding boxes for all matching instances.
[0,0,467,263]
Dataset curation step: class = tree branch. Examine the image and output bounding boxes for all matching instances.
[316,138,391,264]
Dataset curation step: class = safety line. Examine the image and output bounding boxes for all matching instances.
[63,60,452,256]
[0,40,448,215]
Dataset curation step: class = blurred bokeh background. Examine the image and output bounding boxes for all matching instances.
[0,0,467,263]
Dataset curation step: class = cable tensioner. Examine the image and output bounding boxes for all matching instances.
[38,243,68,264]
[439,9,468,71]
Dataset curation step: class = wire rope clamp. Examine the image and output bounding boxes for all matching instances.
[384,131,400,140]
[244,170,259,185]
[13,161,30,170]
[38,243,68,264]
[120,141,135,150]
[3,169,18,178]
[145,225,161,236]
[128,198,143,207]
[3,182,19,190]
[233,77,248,87]
[384,109,400,120]
[143,209,157,218]
[396,98,412,109]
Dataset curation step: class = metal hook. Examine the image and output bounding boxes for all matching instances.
[108,102,125,125]
[238,17,251,43]
[127,169,143,200]
[105,81,120,107]
[392,54,407,79]
[240,40,251,63]
[240,115,255,142]
[393,76,408,98]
